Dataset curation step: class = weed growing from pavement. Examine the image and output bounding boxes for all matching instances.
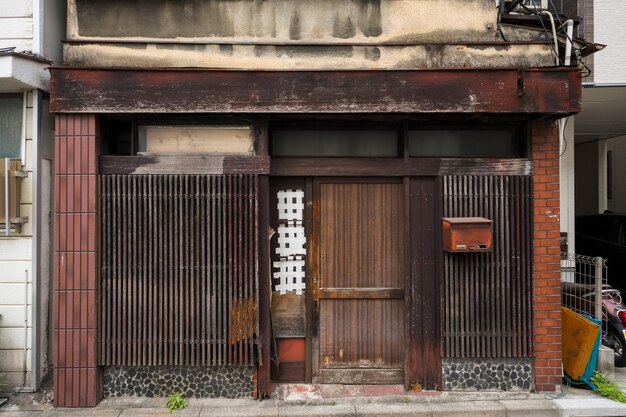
[591,371,626,403]
[165,392,188,413]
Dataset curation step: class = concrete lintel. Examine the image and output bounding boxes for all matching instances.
[0,54,50,93]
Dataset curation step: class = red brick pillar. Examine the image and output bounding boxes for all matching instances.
[532,118,562,392]
[53,114,100,407]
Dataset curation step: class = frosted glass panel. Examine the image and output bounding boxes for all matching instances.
[408,130,518,157]
[271,130,398,157]
[137,126,253,154]
[0,95,23,159]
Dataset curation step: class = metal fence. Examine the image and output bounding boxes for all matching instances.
[561,253,608,333]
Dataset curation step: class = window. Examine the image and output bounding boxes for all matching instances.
[271,130,398,157]
[408,129,520,158]
[0,95,24,159]
[137,125,254,155]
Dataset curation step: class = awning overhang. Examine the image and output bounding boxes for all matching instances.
[0,53,51,93]
[50,66,582,115]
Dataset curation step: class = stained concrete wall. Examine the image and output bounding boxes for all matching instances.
[64,0,555,69]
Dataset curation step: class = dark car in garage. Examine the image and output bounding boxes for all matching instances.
[576,214,626,294]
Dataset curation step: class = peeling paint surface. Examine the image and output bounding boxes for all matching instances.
[69,0,500,44]
[64,43,554,69]
[64,0,558,69]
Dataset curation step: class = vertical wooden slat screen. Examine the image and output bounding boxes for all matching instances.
[443,175,533,358]
[101,174,259,366]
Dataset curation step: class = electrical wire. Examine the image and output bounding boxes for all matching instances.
[548,0,578,55]
[580,59,592,78]
[525,0,562,65]
[496,0,510,42]
[559,116,569,157]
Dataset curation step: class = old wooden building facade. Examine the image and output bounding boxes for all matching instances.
[50,0,583,407]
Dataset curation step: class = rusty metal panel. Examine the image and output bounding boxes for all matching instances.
[50,68,582,115]
[442,175,533,358]
[101,174,259,366]
[442,217,493,253]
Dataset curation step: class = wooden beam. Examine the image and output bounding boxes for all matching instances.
[99,155,269,175]
[437,158,533,176]
[271,158,532,177]
[270,158,403,177]
[50,67,581,115]
[318,288,404,299]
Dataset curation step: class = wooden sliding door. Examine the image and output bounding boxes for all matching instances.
[313,179,405,384]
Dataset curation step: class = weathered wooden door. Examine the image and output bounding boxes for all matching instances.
[313,179,405,384]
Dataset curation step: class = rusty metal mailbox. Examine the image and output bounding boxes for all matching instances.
[442,217,493,252]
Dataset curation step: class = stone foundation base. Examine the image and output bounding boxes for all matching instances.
[102,366,253,398]
[442,358,532,391]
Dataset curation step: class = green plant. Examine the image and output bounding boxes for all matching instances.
[403,395,410,403]
[329,400,337,406]
[165,392,188,414]
[591,371,626,403]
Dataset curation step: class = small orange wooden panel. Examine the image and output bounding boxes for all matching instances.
[442,217,493,252]
[278,338,306,362]
[562,306,600,381]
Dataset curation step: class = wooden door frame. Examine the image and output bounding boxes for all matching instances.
[269,174,443,387]
[310,177,405,384]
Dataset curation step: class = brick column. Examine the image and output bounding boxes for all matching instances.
[53,114,100,407]
[531,119,562,392]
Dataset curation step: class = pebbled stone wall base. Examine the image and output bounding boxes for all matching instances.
[442,358,532,391]
[103,366,253,398]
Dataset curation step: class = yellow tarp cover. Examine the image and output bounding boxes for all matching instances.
[561,306,600,381]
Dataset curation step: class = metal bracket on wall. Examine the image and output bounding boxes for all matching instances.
[517,70,526,97]
[2,158,29,236]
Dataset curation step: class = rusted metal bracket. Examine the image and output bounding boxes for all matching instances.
[517,70,526,97]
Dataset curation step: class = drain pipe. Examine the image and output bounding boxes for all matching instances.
[17,267,35,393]
[539,11,568,157]
[562,19,574,66]
[539,11,560,65]
[22,269,29,390]
[4,158,9,237]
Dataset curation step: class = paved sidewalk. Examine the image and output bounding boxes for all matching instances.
[2,390,626,417]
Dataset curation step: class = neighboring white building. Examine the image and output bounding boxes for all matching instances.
[574,0,626,218]
[0,0,65,392]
